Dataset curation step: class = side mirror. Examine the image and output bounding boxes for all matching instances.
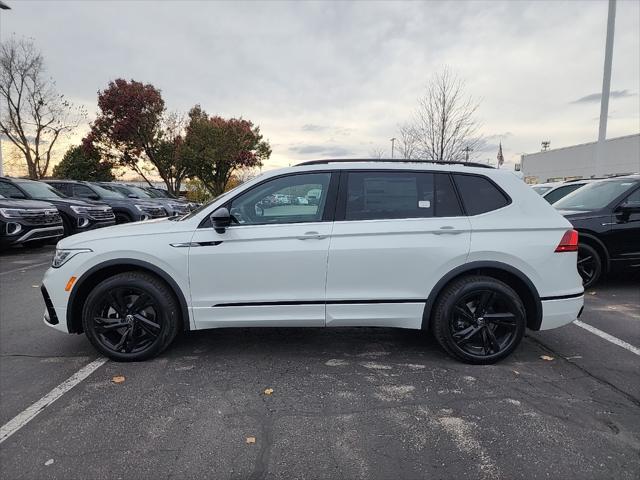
[617,202,640,214]
[88,194,100,201]
[128,194,138,198]
[211,207,231,233]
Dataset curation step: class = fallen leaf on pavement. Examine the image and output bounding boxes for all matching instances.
[264,388,274,395]
[589,291,597,295]
[246,436,256,444]
[513,370,520,375]
[540,355,554,361]
[112,375,126,384]
[32,285,38,288]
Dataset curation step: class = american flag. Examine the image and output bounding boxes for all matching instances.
[497,142,504,168]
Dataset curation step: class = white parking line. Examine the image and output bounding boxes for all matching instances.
[574,320,640,356]
[0,357,107,444]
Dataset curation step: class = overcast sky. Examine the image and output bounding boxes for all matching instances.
[2,0,639,171]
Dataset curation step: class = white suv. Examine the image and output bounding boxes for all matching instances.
[41,160,584,364]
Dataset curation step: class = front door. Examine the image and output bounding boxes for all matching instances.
[325,170,471,328]
[189,172,337,329]
[607,186,640,266]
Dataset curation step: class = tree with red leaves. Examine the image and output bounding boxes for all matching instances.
[182,105,271,196]
[88,79,188,195]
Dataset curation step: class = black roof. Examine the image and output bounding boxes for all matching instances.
[295,158,494,169]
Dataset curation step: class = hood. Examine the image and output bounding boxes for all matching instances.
[58,217,187,248]
[99,197,159,208]
[0,198,57,209]
[557,209,607,221]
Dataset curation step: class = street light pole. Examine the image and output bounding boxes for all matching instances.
[0,1,10,177]
[596,0,616,177]
[390,138,396,159]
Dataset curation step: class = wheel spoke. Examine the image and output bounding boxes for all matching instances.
[485,326,501,353]
[128,293,153,315]
[476,291,495,316]
[484,312,516,328]
[108,291,128,317]
[94,317,128,332]
[453,325,483,344]
[577,256,592,265]
[113,327,131,351]
[136,316,161,338]
[454,305,474,322]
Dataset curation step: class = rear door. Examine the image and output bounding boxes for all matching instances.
[325,170,471,329]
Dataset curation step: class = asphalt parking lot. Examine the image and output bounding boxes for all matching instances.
[0,246,638,480]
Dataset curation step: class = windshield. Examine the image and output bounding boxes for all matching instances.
[554,180,638,211]
[16,181,66,199]
[124,185,153,198]
[91,184,127,199]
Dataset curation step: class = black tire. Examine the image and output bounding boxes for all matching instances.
[577,243,602,289]
[82,271,181,361]
[115,212,133,224]
[431,275,526,365]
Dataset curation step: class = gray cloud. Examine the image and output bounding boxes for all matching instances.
[301,124,329,132]
[289,145,354,157]
[571,90,635,104]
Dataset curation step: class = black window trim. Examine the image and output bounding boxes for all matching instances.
[451,172,512,216]
[334,169,466,222]
[198,170,339,229]
[615,184,640,210]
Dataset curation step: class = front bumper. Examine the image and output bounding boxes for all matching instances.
[538,295,584,330]
[11,225,64,245]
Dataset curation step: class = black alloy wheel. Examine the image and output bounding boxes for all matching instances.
[577,243,602,289]
[432,276,526,364]
[82,271,180,361]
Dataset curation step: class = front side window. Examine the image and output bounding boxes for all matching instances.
[453,174,509,215]
[73,185,97,198]
[344,171,461,221]
[16,181,66,200]
[228,173,331,225]
[621,187,640,207]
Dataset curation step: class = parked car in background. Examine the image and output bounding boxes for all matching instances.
[540,179,594,205]
[555,175,640,288]
[0,193,63,250]
[531,182,562,196]
[44,180,167,224]
[0,177,115,237]
[97,183,192,216]
[42,160,583,365]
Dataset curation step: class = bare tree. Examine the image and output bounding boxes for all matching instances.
[397,122,418,159]
[0,37,85,179]
[368,146,385,159]
[403,68,483,162]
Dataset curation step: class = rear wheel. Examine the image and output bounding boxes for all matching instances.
[577,243,602,289]
[82,271,181,361]
[431,275,526,364]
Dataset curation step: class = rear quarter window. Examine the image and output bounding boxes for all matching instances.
[453,174,510,215]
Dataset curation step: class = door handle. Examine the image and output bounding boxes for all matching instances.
[433,226,461,235]
[296,231,327,240]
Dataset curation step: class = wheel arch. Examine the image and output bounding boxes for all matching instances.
[67,259,190,334]
[422,261,543,331]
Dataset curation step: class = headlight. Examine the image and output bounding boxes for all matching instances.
[134,204,154,213]
[52,248,93,268]
[70,206,90,214]
[0,208,26,218]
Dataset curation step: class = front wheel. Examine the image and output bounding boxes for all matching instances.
[82,271,181,361]
[431,275,526,365]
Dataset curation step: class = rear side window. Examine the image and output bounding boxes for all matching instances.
[73,185,96,198]
[453,174,509,215]
[343,171,462,220]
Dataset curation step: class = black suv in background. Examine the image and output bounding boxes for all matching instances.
[44,180,168,224]
[0,194,63,250]
[554,175,640,287]
[96,182,191,216]
[0,177,115,236]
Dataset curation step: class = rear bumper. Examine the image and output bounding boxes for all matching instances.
[538,294,584,330]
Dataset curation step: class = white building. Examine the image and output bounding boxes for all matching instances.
[517,133,640,184]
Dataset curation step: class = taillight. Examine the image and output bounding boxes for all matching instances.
[555,229,579,252]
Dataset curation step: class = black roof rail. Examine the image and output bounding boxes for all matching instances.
[294,158,494,169]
